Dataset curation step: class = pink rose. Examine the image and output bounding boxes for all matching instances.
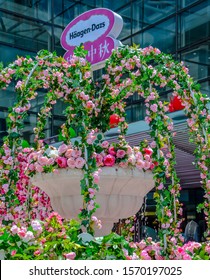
[48,158,55,165]
[18,229,26,238]
[65,252,76,260]
[11,250,16,256]
[162,223,170,229]
[182,253,192,260]
[71,149,82,158]
[126,146,133,155]
[103,154,115,167]
[116,149,126,158]
[88,188,95,198]
[130,226,134,232]
[75,157,85,169]
[56,157,67,168]
[150,104,158,112]
[135,152,143,160]
[141,250,152,260]
[22,231,34,242]
[144,161,151,170]
[65,149,73,158]
[97,221,102,229]
[119,161,128,168]
[67,157,76,168]
[84,71,91,79]
[144,154,151,161]
[58,144,68,155]
[201,173,206,179]
[96,154,104,166]
[87,132,96,144]
[2,184,9,193]
[28,163,35,171]
[138,240,146,250]
[35,163,44,172]
[150,141,156,148]
[93,172,100,184]
[11,225,19,234]
[14,107,21,113]
[91,216,98,222]
[128,155,136,165]
[101,141,109,148]
[28,152,37,161]
[205,245,210,254]
[87,200,95,211]
[38,156,49,166]
[150,163,155,170]
[136,160,145,169]
[80,91,89,100]
[157,183,164,190]
[86,100,95,109]
[108,146,116,156]
[34,250,41,256]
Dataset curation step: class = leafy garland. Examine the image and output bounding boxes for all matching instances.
[0,45,209,255]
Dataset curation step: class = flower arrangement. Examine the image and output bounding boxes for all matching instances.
[0,214,209,260]
[25,138,154,176]
[0,44,209,259]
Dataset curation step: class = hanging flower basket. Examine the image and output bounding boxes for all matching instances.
[31,167,154,236]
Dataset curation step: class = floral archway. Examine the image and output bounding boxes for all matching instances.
[0,45,209,259]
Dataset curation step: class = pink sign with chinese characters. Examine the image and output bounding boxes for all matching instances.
[60,8,123,69]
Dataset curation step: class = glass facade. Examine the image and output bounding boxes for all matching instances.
[0,0,210,141]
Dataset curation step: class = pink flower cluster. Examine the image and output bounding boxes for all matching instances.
[94,141,154,170]
[27,143,86,172]
[172,241,204,260]
[125,239,210,260]
[64,252,76,260]
[91,215,102,229]
[0,145,52,224]
[10,225,35,243]
[26,142,154,175]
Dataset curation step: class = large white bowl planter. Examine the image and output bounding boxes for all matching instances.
[31,167,154,236]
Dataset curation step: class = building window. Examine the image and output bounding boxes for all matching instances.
[179,1,210,48]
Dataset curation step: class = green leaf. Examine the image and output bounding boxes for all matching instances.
[199,250,206,259]
[97,134,103,140]
[81,220,89,227]
[74,140,79,146]
[58,132,65,142]
[0,231,9,241]
[69,127,76,138]
[21,139,30,148]
[80,178,87,191]
[9,132,20,139]
[74,45,88,58]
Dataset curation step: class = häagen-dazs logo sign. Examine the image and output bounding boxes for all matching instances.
[60,8,123,70]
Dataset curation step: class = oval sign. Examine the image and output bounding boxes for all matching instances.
[60,8,123,68]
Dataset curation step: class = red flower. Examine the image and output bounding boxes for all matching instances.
[103,154,115,167]
[56,157,67,168]
[169,103,175,112]
[144,148,153,156]
[169,96,185,112]
[109,114,120,128]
